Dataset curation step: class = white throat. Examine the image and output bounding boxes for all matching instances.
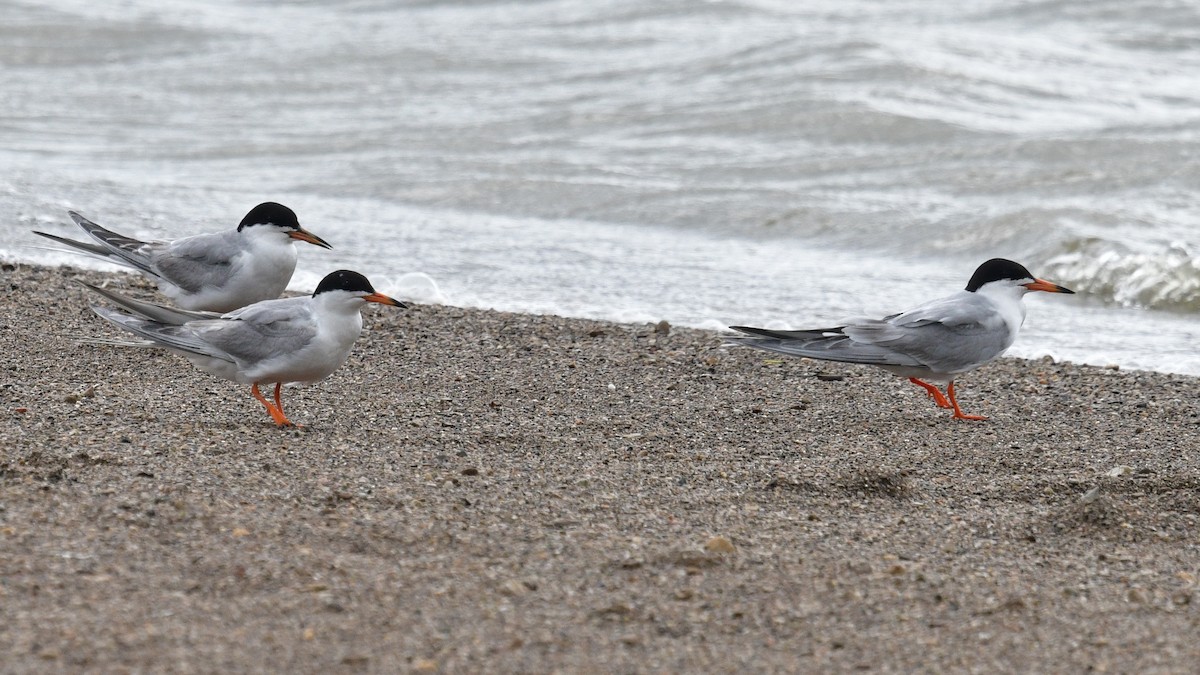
[976,279,1030,331]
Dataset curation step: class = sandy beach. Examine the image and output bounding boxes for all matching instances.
[2,262,1198,673]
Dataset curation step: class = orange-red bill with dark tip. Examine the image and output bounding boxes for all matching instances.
[364,292,406,308]
[1025,278,1074,294]
[288,228,334,249]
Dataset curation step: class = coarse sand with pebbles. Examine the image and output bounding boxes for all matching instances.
[2,263,1199,672]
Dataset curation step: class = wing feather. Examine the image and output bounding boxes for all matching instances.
[194,297,317,365]
[727,332,926,367]
[67,212,160,276]
[150,232,245,293]
[90,306,233,361]
[78,282,218,324]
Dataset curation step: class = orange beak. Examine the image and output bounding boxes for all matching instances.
[288,227,333,249]
[364,292,406,308]
[1025,278,1074,294]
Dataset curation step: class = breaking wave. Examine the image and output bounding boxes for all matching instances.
[1044,238,1200,313]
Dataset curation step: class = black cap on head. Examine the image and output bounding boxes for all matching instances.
[313,270,376,296]
[238,202,299,231]
[965,258,1035,292]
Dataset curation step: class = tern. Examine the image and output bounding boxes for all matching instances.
[83,269,404,427]
[35,202,332,312]
[728,258,1075,420]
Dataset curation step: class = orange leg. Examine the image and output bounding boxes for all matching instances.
[270,382,302,427]
[947,381,987,421]
[251,382,295,427]
[908,378,952,409]
[272,382,303,427]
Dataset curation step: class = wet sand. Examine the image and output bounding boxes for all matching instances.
[2,263,1198,672]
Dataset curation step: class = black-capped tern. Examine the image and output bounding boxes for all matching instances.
[36,202,332,312]
[82,269,404,427]
[728,258,1075,420]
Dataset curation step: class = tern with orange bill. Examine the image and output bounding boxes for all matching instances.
[82,269,404,427]
[728,258,1075,420]
[35,202,332,312]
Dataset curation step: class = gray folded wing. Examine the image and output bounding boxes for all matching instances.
[151,232,246,293]
[192,298,319,365]
[839,317,1008,373]
[852,292,1014,373]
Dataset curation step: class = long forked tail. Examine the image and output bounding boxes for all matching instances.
[88,305,227,361]
[728,325,845,341]
[31,212,158,276]
[725,325,924,367]
[76,280,217,325]
[31,229,127,264]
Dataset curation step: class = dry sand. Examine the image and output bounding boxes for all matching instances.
[2,262,1198,673]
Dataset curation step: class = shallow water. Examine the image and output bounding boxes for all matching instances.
[4,0,1199,373]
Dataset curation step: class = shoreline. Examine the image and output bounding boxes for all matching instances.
[2,262,1198,672]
